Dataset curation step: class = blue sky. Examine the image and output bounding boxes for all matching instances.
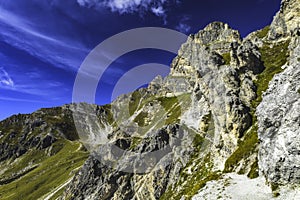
[0,0,281,120]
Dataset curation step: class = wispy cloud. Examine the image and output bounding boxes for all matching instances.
[77,0,179,21]
[151,6,165,16]
[0,96,49,103]
[175,15,191,34]
[176,23,191,33]
[0,66,64,97]
[0,7,88,72]
[0,67,14,87]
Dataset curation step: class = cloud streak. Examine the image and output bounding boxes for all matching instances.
[77,0,179,20]
[0,67,14,87]
[0,96,49,103]
[0,7,88,72]
[175,15,191,34]
[176,22,191,33]
[0,66,64,97]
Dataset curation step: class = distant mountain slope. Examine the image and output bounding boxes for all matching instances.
[0,106,89,200]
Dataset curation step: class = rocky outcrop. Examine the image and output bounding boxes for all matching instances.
[192,0,300,198]
[62,124,185,200]
[170,22,263,170]
[257,36,300,186]
[268,0,300,40]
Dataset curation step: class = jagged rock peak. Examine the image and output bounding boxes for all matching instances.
[268,0,300,40]
[279,0,300,15]
[257,20,300,187]
[191,21,242,46]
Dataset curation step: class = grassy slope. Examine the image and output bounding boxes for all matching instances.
[0,107,89,200]
[130,94,191,149]
[0,140,88,200]
[160,117,219,200]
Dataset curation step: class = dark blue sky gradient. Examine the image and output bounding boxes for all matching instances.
[0,0,281,120]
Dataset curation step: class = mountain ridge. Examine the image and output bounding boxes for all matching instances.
[0,0,299,199]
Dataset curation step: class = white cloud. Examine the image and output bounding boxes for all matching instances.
[175,15,191,33]
[0,67,14,87]
[151,6,165,16]
[77,0,178,19]
[176,23,191,33]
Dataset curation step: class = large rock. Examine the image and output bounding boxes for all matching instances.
[257,36,300,185]
[268,0,300,40]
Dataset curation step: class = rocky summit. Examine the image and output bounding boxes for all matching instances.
[0,0,300,199]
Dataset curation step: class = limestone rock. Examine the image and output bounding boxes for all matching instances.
[257,37,300,186]
[268,0,300,40]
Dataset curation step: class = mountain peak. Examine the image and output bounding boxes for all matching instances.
[268,0,300,40]
[191,21,241,46]
[204,21,230,31]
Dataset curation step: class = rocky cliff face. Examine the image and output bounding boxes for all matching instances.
[257,43,300,186]
[268,0,300,40]
[194,0,300,198]
[58,21,268,200]
[0,0,299,199]
[257,5,300,187]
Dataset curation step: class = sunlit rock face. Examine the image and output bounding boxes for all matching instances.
[268,0,300,40]
[255,0,300,188]
[61,21,265,199]
[257,37,300,186]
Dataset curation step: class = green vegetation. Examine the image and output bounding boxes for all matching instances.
[224,39,290,176]
[157,96,179,111]
[271,183,280,197]
[222,52,231,65]
[132,95,180,127]
[134,111,148,127]
[256,26,270,38]
[160,120,219,200]
[129,91,142,116]
[252,40,290,108]
[0,116,26,144]
[129,137,143,150]
[0,140,88,200]
[0,150,45,182]
[134,95,184,127]
[224,124,259,173]
[273,191,281,197]
[270,183,279,191]
[161,153,220,200]
[247,157,259,179]
[157,95,191,125]
[44,113,79,141]
[101,104,115,125]
[130,94,191,150]
[192,134,205,151]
